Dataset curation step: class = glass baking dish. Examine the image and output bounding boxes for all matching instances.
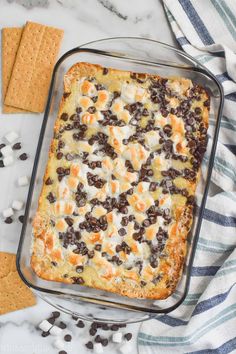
[16,37,223,324]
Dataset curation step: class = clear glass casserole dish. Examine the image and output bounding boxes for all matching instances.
[16,37,223,324]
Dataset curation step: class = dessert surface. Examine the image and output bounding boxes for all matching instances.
[31,62,209,299]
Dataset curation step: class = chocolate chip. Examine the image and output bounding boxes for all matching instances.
[12,142,21,150]
[118,228,126,236]
[119,206,128,214]
[115,244,122,253]
[19,153,28,161]
[110,324,119,331]
[124,333,132,341]
[195,107,202,115]
[77,320,85,328]
[101,338,109,346]
[47,192,56,204]
[0,143,6,150]
[142,219,151,227]
[59,321,67,329]
[150,257,158,268]
[60,112,68,121]
[94,244,102,251]
[47,317,55,325]
[89,327,97,336]
[65,153,73,161]
[45,177,53,185]
[95,335,102,343]
[64,124,73,131]
[121,217,129,226]
[4,217,13,224]
[59,351,67,354]
[41,331,50,337]
[149,182,157,191]
[65,217,74,227]
[147,169,154,176]
[52,311,60,318]
[87,106,96,114]
[88,250,95,259]
[101,323,109,330]
[56,152,63,160]
[103,68,109,75]
[18,215,24,223]
[71,276,84,284]
[85,341,93,349]
[75,265,84,274]
[64,334,72,342]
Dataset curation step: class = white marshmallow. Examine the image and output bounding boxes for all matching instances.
[112,332,123,343]
[1,145,13,157]
[18,176,29,186]
[3,156,14,166]
[2,208,14,218]
[53,338,65,350]
[38,320,52,332]
[50,325,63,336]
[12,200,24,211]
[94,343,104,354]
[119,343,133,354]
[5,131,19,144]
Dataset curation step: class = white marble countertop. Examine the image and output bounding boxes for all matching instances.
[0,0,177,353]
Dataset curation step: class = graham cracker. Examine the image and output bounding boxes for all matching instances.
[1,27,27,113]
[4,21,64,113]
[0,252,36,315]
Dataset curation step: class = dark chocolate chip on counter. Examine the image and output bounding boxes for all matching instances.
[4,217,13,224]
[76,320,85,328]
[47,317,56,325]
[12,142,21,150]
[95,335,102,343]
[89,327,97,336]
[18,215,24,223]
[41,331,50,337]
[124,332,133,341]
[101,338,109,346]
[58,321,67,329]
[64,334,72,342]
[101,323,109,331]
[110,324,119,331]
[19,153,28,161]
[85,341,94,349]
[52,311,61,318]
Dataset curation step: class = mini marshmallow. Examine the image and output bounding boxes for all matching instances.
[18,176,29,186]
[1,145,13,157]
[3,156,14,167]
[50,325,63,336]
[53,338,65,350]
[94,343,104,354]
[112,332,123,343]
[5,131,19,144]
[119,343,133,354]
[2,208,14,218]
[38,320,52,332]
[12,200,24,211]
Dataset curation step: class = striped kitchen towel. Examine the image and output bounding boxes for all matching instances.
[139,1,236,353]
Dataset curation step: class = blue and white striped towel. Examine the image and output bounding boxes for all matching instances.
[138,1,236,353]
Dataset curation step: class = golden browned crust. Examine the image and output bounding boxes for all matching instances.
[31,62,209,299]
